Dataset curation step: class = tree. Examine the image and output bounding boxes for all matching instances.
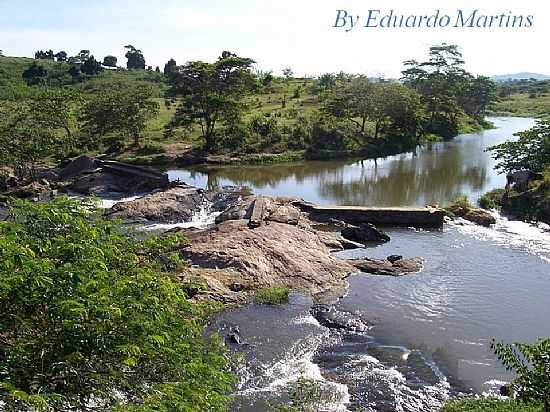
[54,51,67,61]
[378,83,426,139]
[283,67,294,80]
[76,49,91,63]
[0,91,76,179]
[163,58,177,77]
[80,55,103,75]
[0,198,235,411]
[103,55,118,67]
[458,75,497,119]
[492,338,550,411]
[125,45,146,69]
[21,63,48,86]
[323,76,376,134]
[80,86,159,147]
[317,73,337,92]
[402,44,469,137]
[281,66,294,108]
[34,49,54,60]
[489,120,550,173]
[169,52,257,151]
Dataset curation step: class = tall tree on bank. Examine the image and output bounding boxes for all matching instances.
[402,43,497,137]
[169,51,257,151]
[125,45,145,70]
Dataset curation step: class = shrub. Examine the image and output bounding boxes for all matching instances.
[254,287,290,305]
[0,197,235,411]
[479,189,505,210]
[443,399,543,412]
[491,338,550,411]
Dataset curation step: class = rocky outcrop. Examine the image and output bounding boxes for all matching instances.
[447,203,496,227]
[341,223,390,243]
[350,256,424,276]
[64,156,169,195]
[176,197,357,301]
[105,185,205,223]
[181,218,354,301]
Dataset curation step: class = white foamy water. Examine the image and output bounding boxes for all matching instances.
[449,211,550,263]
[139,203,221,231]
[236,331,351,412]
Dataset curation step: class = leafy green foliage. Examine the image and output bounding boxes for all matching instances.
[0,89,78,178]
[443,399,543,412]
[479,189,505,210]
[80,86,159,147]
[169,51,257,150]
[491,338,550,411]
[402,43,496,138]
[0,198,235,411]
[269,375,324,412]
[254,287,290,305]
[489,120,550,173]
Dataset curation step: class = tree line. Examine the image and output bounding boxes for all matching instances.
[0,43,497,182]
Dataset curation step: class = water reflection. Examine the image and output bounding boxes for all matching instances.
[170,117,535,207]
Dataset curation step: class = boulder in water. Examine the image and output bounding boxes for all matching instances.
[350,256,424,276]
[341,223,390,243]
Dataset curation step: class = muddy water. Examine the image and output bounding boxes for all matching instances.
[171,117,550,411]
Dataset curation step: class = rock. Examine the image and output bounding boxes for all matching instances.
[387,255,403,263]
[447,204,496,227]
[266,204,301,225]
[339,237,365,250]
[462,208,496,227]
[70,171,161,195]
[215,197,255,224]
[228,332,242,345]
[341,223,390,243]
[105,185,205,223]
[248,196,266,228]
[58,155,98,179]
[350,257,424,276]
[499,385,511,397]
[310,305,369,332]
[181,218,354,299]
[230,283,244,292]
[209,190,246,212]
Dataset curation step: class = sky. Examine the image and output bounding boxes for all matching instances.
[1,0,549,78]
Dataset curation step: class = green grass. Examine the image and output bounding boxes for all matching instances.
[490,92,550,118]
[254,287,290,305]
[443,399,544,412]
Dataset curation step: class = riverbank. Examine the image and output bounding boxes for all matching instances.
[111,118,492,168]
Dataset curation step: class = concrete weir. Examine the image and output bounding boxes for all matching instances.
[295,201,445,228]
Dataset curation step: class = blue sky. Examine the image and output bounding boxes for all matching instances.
[1,0,549,77]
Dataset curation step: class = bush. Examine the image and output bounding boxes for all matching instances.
[492,338,550,411]
[443,399,543,412]
[255,287,290,305]
[479,189,505,210]
[0,198,235,411]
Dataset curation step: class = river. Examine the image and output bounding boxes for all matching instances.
[170,117,550,412]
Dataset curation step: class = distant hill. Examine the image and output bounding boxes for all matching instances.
[492,72,550,82]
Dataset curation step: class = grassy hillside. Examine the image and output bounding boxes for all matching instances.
[490,79,550,118]
[0,55,493,166]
